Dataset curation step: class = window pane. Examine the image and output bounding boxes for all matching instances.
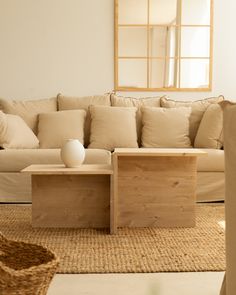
[118,0,148,24]
[150,26,178,57]
[181,27,210,57]
[150,59,177,88]
[119,27,147,57]
[180,59,210,88]
[149,0,178,25]
[182,0,211,25]
[118,59,147,88]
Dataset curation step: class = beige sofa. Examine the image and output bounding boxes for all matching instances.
[0,93,225,203]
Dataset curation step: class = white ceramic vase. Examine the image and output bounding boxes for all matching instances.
[60,139,85,168]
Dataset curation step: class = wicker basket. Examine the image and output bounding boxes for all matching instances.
[0,232,59,295]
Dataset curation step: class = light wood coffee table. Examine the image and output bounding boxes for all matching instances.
[22,164,113,230]
[111,148,207,234]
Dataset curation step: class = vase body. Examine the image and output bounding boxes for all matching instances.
[60,139,85,168]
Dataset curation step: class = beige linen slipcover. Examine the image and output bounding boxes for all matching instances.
[0,173,31,202]
[0,149,111,172]
[0,171,224,203]
[197,149,224,172]
[0,148,111,202]
[0,147,225,203]
[197,172,225,202]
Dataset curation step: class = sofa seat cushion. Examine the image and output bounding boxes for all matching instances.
[197,148,224,172]
[0,149,111,172]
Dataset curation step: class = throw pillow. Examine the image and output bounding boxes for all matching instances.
[194,103,223,149]
[160,96,224,144]
[37,110,86,148]
[89,105,138,151]
[57,93,111,147]
[0,111,39,149]
[141,107,192,148]
[111,94,164,144]
[0,97,57,134]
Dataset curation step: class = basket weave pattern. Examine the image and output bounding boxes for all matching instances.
[0,233,59,295]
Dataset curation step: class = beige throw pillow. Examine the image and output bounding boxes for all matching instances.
[0,97,57,134]
[0,111,39,149]
[57,93,111,147]
[38,110,86,148]
[89,106,138,151]
[141,107,192,148]
[160,96,224,143]
[111,94,163,143]
[194,104,223,149]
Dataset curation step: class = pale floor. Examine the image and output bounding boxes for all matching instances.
[47,272,224,295]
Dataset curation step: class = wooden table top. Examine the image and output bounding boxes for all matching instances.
[21,164,113,175]
[114,148,208,157]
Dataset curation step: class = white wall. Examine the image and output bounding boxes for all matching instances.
[0,0,114,99]
[0,0,235,100]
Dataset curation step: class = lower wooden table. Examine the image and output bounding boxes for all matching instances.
[111,148,207,234]
[22,164,113,230]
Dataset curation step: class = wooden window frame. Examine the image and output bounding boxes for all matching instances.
[114,0,214,92]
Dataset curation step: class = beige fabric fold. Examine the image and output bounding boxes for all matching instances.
[0,173,31,202]
[196,172,225,202]
[220,274,226,295]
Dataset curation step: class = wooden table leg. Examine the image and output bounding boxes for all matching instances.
[110,154,118,234]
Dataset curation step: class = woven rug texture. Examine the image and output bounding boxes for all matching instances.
[0,204,225,273]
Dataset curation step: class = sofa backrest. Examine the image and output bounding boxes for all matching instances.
[161,96,225,144]
[111,94,163,144]
[0,93,225,150]
[0,97,57,134]
[57,93,111,147]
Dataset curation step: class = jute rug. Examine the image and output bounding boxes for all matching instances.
[0,204,225,273]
